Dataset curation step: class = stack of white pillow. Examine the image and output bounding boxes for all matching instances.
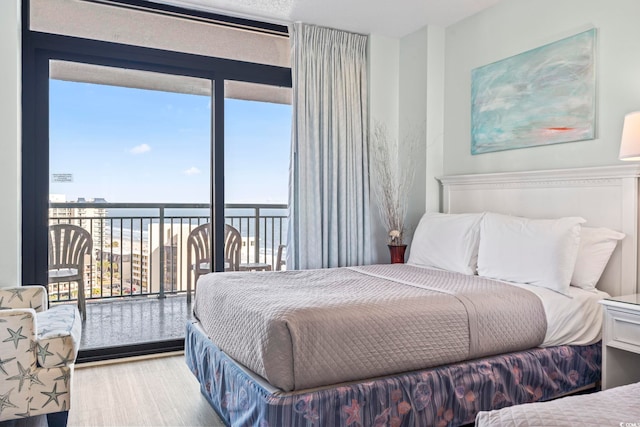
[407,212,625,294]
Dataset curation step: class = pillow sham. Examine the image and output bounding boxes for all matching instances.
[477,212,585,294]
[571,226,625,290]
[407,212,484,275]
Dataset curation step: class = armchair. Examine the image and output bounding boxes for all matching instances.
[0,285,81,426]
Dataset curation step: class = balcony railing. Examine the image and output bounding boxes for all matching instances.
[48,202,287,303]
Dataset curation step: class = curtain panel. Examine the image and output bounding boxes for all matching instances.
[288,23,371,270]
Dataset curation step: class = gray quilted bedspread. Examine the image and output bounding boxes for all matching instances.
[476,382,640,426]
[193,264,546,391]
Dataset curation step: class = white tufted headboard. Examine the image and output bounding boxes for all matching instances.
[438,165,640,297]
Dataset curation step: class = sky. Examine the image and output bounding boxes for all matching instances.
[49,79,292,204]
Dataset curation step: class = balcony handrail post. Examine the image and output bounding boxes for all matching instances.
[254,207,260,263]
[159,207,165,299]
[100,217,105,299]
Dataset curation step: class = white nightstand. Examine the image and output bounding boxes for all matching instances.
[600,294,640,390]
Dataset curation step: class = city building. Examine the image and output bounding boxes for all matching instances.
[49,194,108,250]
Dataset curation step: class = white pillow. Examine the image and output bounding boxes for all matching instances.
[571,226,625,290]
[408,212,484,275]
[477,213,585,294]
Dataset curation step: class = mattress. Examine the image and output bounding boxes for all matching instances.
[193,263,547,391]
[475,381,640,426]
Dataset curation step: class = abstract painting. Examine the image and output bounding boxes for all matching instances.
[471,29,596,155]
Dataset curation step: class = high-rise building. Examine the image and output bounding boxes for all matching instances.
[148,223,190,294]
[130,242,149,294]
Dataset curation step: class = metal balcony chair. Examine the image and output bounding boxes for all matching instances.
[186,223,242,303]
[48,223,93,321]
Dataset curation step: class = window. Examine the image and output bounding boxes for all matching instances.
[22,0,291,360]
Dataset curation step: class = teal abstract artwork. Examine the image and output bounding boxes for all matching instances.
[471,29,596,155]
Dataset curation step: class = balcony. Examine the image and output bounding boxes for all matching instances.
[48,202,287,356]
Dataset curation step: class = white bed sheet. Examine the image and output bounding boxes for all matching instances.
[402,265,607,347]
[507,281,609,346]
[390,264,610,347]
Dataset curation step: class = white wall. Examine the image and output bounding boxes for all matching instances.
[369,27,444,263]
[369,35,400,140]
[0,0,21,287]
[444,0,640,175]
[399,27,428,254]
[425,26,445,213]
[369,34,400,263]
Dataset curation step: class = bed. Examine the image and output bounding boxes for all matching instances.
[475,381,640,426]
[186,165,640,427]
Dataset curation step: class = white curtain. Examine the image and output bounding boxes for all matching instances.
[287,23,371,270]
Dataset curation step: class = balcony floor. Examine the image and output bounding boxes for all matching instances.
[57,294,195,352]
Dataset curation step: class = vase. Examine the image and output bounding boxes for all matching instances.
[388,244,407,264]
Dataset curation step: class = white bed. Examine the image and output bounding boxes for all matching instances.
[187,164,640,427]
[194,263,555,391]
[442,165,640,427]
[476,381,640,426]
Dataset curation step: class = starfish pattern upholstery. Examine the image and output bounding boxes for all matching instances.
[0,286,81,425]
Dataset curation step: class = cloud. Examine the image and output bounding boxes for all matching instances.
[130,144,151,154]
[184,167,201,176]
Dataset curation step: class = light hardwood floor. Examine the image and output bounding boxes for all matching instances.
[70,355,225,426]
[0,355,226,427]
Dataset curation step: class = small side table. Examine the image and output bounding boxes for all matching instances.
[600,294,640,389]
[239,263,272,272]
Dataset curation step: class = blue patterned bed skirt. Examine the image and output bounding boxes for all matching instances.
[185,321,601,427]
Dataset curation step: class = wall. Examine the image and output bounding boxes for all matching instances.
[398,27,428,254]
[444,0,640,175]
[425,26,445,213]
[369,34,400,263]
[0,0,21,287]
[369,27,444,263]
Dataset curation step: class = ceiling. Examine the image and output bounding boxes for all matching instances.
[148,0,505,38]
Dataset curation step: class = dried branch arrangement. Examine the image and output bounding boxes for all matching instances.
[369,120,419,246]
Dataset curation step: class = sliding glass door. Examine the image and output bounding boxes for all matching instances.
[22,29,291,360]
[48,60,213,351]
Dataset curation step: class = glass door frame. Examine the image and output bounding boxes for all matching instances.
[21,1,291,359]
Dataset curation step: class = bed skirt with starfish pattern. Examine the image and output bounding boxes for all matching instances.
[185,321,601,427]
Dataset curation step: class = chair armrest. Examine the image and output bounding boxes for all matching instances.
[0,308,37,367]
[0,286,47,312]
[36,305,81,368]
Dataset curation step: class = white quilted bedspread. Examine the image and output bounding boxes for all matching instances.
[475,382,640,426]
[193,264,546,391]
